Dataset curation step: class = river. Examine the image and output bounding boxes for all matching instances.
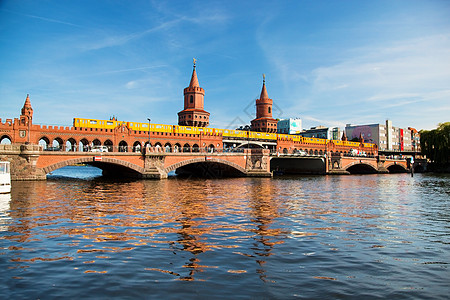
[1,166,449,299]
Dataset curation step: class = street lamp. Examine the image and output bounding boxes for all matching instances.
[147,118,151,151]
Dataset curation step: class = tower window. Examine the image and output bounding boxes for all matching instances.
[190,96,193,104]
[268,107,271,114]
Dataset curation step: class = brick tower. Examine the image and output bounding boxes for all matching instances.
[178,59,210,127]
[251,75,277,133]
[20,94,33,126]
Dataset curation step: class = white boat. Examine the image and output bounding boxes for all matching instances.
[0,161,11,194]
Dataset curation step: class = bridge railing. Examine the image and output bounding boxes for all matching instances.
[39,145,249,154]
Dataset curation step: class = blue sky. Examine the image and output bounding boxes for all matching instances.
[1,0,449,131]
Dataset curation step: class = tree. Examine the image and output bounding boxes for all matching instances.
[420,122,450,165]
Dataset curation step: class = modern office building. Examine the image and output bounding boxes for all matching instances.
[345,120,418,152]
[277,118,302,134]
[298,126,341,140]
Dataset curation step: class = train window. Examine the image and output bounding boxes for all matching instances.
[107,121,113,126]
[90,120,97,124]
[142,124,148,128]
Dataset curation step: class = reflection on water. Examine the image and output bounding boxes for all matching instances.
[1,167,449,299]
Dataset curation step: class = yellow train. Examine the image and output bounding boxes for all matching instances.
[73,117,374,148]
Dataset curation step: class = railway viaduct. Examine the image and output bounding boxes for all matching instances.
[0,64,410,180]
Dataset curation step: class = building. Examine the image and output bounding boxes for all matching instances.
[177,59,210,127]
[345,120,417,152]
[277,118,302,134]
[250,75,277,133]
[299,126,341,140]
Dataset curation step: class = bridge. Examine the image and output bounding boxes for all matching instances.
[0,94,411,180]
[0,142,409,180]
[270,152,409,175]
[0,144,271,180]
[0,65,412,180]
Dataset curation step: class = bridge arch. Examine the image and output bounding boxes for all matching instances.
[344,162,378,174]
[385,162,408,173]
[236,142,264,149]
[165,157,247,175]
[43,157,145,176]
[0,134,12,144]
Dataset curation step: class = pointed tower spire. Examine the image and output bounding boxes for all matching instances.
[260,74,269,100]
[178,59,210,127]
[251,74,277,133]
[189,58,199,88]
[20,94,34,128]
[21,94,33,118]
[342,131,347,141]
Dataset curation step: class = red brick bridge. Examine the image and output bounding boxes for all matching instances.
[0,144,271,180]
[0,94,409,180]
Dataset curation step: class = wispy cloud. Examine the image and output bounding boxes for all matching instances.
[81,19,181,51]
[2,9,83,28]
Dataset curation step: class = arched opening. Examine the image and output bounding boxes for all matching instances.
[192,144,200,152]
[283,148,288,154]
[183,143,191,152]
[1,135,12,145]
[133,141,142,152]
[45,157,145,179]
[190,95,193,104]
[319,150,323,156]
[104,139,113,152]
[174,143,181,153]
[92,139,101,146]
[346,163,378,174]
[39,136,50,149]
[119,141,128,152]
[208,144,215,153]
[309,149,313,155]
[164,143,172,153]
[171,159,246,178]
[387,164,407,173]
[79,138,89,152]
[52,137,64,151]
[66,138,77,151]
[154,142,162,152]
[314,150,318,156]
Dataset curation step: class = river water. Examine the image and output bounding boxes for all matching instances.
[1,166,449,299]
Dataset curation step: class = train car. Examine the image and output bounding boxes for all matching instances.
[302,137,327,144]
[277,133,293,141]
[74,117,377,150]
[222,129,246,139]
[73,118,123,130]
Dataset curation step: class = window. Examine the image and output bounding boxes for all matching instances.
[268,107,271,114]
[190,95,193,103]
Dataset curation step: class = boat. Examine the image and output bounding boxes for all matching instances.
[0,161,11,194]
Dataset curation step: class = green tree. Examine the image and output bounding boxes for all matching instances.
[420,122,450,165]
